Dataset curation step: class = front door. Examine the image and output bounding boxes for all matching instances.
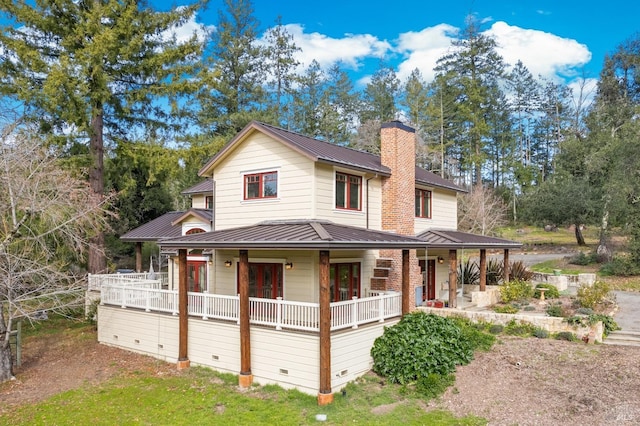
[419,259,436,300]
[238,263,283,299]
[187,261,207,292]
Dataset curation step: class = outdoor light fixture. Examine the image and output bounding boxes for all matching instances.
[285,262,293,270]
[437,256,444,264]
[224,260,232,267]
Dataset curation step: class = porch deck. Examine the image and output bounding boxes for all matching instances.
[97,274,401,333]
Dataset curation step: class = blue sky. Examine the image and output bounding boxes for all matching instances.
[176,0,639,95]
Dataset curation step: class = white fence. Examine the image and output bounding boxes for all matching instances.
[100,284,401,333]
[88,272,168,291]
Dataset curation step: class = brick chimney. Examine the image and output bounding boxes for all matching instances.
[379,121,420,308]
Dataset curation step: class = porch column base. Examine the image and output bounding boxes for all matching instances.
[317,392,334,406]
[176,359,190,370]
[239,373,253,388]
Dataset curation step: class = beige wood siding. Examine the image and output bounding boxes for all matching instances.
[190,194,207,209]
[97,306,179,362]
[331,319,399,391]
[212,133,315,230]
[188,319,240,374]
[414,188,458,233]
[313,163,382,229]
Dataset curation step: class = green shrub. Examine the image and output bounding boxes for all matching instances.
[554,331,577,341]
[588,314,620,337]
[600,255,640,276]
[533,328,549,339]
[577,281,612,309]
[534,284,560,299]
[489,324,504,334]
[575,307,594,315]
[569,251,597,266]
[523,305,536,312]
[500,280,534,303]
[509,261,534,281]
[545,304,566,317]
[504,319,536,336]
[371,313,477,384]
[494,304,519,314]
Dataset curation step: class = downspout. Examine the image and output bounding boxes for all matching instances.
[211,172,216,231]
[365,175,377,229]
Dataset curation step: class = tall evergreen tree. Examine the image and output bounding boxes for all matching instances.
[0,0,204,273]
[360,62,400,123]
[434,16,507,185]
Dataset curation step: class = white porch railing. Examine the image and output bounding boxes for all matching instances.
[88,272,168,291]
[100,284,401,332]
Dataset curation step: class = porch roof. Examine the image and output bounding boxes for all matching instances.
[159,220,428,250]
[120,209,213,242]
[416,229,522,249]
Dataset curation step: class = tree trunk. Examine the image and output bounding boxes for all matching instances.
[597,198,612,263]
[574,223,586,246]
[88,107,107,274]
[0,337,14,383]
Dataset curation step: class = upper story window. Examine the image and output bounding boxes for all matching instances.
[336,172,362,211]
[415,189,432,218]
[205,196,213,209]
[186,228,206,235]
[244,171,277,200]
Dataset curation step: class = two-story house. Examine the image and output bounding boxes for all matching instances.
[96,120,520,404]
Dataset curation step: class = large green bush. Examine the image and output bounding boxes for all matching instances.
[371,313,492,385]
[499,279,534,303]
[577,281,612,309]
[534,283,560,299]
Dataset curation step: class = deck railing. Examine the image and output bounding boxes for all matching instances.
[88,272,168,291]
[100,283,401,332]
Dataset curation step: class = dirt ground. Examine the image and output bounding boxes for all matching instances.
[2,328,640,425]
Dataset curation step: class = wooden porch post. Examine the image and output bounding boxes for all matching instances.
[479,249,487,292]
[238,249,253,388]
[402,249,410,315]
[503,249,510,283]
[448,249,457,308]
[135,242,142,273]
[318,250,333,405]
[177,249,190,370]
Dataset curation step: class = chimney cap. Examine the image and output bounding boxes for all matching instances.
[381,120,415,133]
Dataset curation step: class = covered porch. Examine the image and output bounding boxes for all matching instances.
[98,220,427,404]
[417,229,523,309]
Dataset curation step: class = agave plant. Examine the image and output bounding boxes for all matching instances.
[457,259,479,285]
[508,260,534,281]
[486,258,504,285]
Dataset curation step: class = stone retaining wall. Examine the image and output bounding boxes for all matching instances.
[532,272,597,291]
[418,306,603,343]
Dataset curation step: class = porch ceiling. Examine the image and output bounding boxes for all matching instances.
[416,229,522,249]
[159,220,428,250]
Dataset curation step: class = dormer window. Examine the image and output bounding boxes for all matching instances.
[244,171,277,200]
[336,172,361,211]
[415,189,432,218]
[205,196,213,209]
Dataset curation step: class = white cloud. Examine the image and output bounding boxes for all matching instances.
[394,24,458,82]
[485,21,592,80]
[272,23,392,71]
[165,6,213,45]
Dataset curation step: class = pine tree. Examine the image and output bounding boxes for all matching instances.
[0,0,204,273]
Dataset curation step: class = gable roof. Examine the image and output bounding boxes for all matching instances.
[416,229,522,249]
[199,121,464,193]
[159,220,428,250]
[120,209,213,242]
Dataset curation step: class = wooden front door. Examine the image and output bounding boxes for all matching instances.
[238,263,283,299]
[419,259,436,300]
[187,261,207,292]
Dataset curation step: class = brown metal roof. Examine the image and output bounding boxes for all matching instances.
[416,229,522,249]
[159,220,428,250]
[120,209,213,242]
[181,179,214,195]
[198,121,465,193]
